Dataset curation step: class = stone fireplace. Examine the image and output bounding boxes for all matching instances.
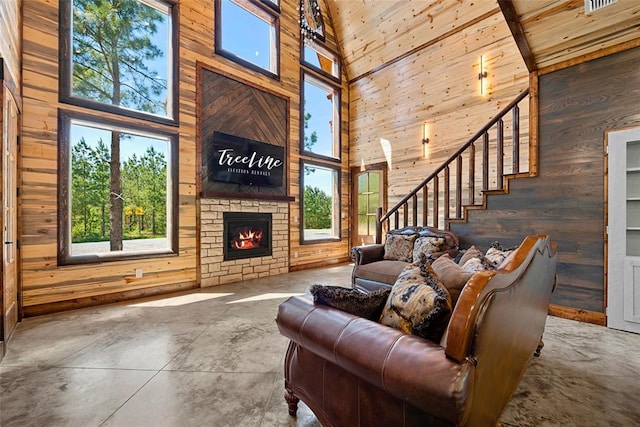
[200,199,288,287]
[223,212,272,261]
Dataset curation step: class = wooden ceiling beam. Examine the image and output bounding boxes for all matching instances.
[498,0,537,72]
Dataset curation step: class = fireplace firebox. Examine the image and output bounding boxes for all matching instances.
[223,212,272,261]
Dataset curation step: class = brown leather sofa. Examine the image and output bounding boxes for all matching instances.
[276,235,557,427]
[351,225,459,293]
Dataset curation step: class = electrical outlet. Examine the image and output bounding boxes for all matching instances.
[135,268,143,278]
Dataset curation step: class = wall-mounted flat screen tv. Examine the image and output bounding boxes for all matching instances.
[208,131,285,187]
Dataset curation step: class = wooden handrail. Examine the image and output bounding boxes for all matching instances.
[377,88,529,241]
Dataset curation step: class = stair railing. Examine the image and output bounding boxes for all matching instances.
[375,88,530,243]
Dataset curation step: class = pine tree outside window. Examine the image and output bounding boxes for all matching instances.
[58,0,179,264]
[60,0,176,124]
[58,114,178,264]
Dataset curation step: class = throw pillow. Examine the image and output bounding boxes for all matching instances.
[485,247,513,269]
[310,285,391,321]
[379,255,452,342]
[462,257,486,273]
[412,236,446,262]
[431,254,474,306]
[383,234,417,262]
[458,245,483,266]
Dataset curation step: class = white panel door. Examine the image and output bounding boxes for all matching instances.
[607,127,640,334]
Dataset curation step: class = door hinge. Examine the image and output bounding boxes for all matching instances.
[16,292,21,302]
[16,135,20,146]
[16,239,20,250]
[16,187,20,197]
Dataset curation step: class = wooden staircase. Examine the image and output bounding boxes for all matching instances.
[375,88,531,243]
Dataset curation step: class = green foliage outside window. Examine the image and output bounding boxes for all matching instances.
[303,186,332,229]
[71,138,167,244]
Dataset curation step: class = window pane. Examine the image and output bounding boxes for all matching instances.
[69,121,171,257]
[71,0,172,118]
[303,44,339,78]
[303,75,339,159]
[369,172,379,192]
[358,215,368,235]
[302,163,339,241]
[219,0,277,74]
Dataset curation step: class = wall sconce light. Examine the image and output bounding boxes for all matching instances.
[478,55,488,95]
[422,123,429,158]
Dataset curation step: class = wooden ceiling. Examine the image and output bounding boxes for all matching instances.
[325,0,640,81]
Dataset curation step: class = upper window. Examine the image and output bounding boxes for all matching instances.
[215,0,279,79]
[60,0,177,124]
[302,73,340,160]
[58,112,178,265]
[303,42,340,81]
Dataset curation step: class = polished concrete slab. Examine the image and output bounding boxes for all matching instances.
[1,264,639,426]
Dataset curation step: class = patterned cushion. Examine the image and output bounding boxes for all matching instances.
[458,245,483,267]
[383,234,417,262]
[431,254,474,306]
[462,257,486,273]
[485,247,513,268]
[412,236,446,262]
[379,255,452,342]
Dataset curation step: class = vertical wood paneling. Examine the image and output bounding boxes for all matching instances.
[349,12,529,217]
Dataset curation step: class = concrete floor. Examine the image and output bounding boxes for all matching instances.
[1,264,639,426]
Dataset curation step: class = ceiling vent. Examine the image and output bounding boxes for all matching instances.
[584,0,618,13]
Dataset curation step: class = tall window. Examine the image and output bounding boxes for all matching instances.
[302,73,340,160]
[215,0,279,79]
[301,162,340,242]
[58,0,179,264]
[60,0,177,124]
[58,114,178,264]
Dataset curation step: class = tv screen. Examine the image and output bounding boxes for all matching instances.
[208,132,285,187]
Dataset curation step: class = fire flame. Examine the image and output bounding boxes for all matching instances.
[231,228,264,250]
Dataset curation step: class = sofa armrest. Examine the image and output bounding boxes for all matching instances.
[276,296,474,424]
[350,243,385,265]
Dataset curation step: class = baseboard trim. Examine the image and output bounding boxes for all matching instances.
[548,304,606,326]
[23,282,199,317]
[289,257,351,272]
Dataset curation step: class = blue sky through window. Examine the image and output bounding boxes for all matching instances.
[304,79,335,158]
[221,0,273,72]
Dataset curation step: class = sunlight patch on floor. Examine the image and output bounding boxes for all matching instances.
[226,293,306,304]
[129,293,235,307]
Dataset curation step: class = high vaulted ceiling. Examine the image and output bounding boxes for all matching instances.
[326,0,640,81]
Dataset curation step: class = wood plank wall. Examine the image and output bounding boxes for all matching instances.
[451,46,640,320]
[20,0,350,314]
[349,10,529,211]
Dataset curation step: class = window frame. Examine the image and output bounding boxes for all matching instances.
[301,41,341,83]
[300,70,341,162]
[214,0,281,80]
[299,159,341,244]
[57,109,179,265]
[58,0,180,126]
